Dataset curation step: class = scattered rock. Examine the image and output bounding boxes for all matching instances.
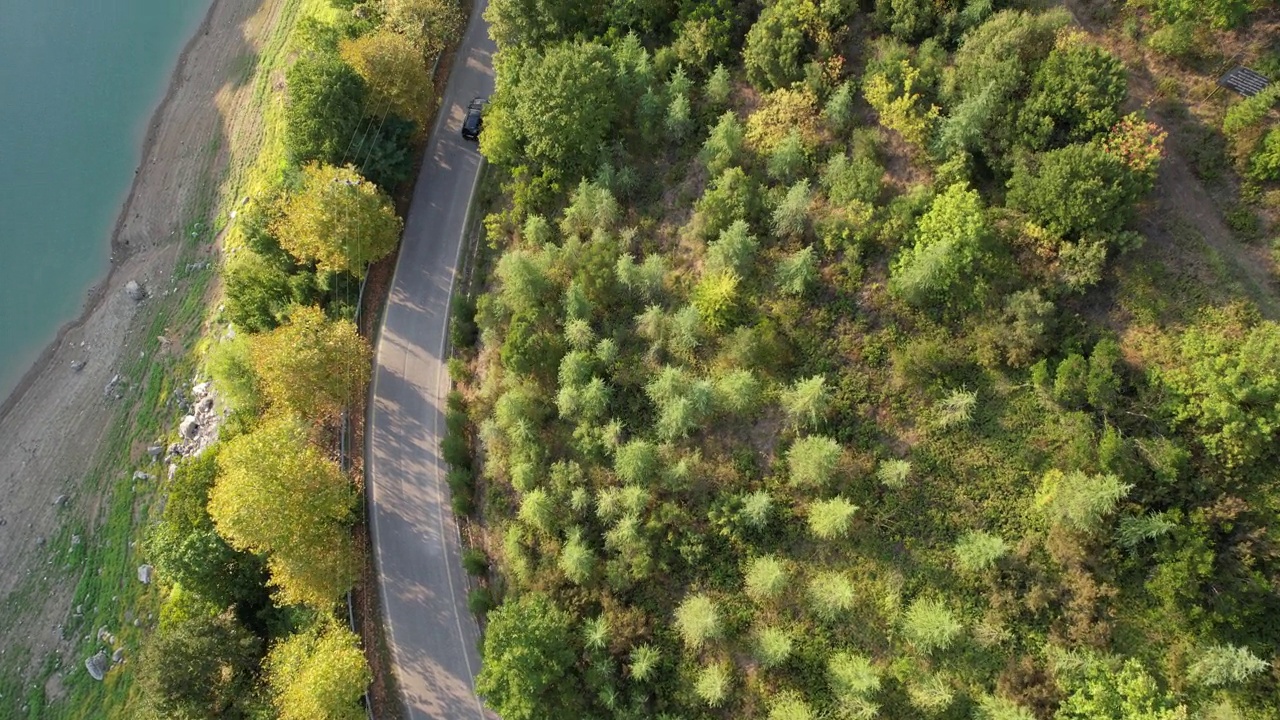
[70,360,85,372]
[71,534,81,546]
[137,565,153,585]
[147,445,164,459]
[85,652,108,681]
[97,626,110,643]
[132,471,154,482]
[192,381,211,397]
[125,281,145,302]
[103,374,123,397]
[179,415,199,440]
[35,537,45,547]
[52,495,68,507]
[112,648,124,664]
[198,396,214,413]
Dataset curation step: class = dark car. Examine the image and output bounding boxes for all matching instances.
[461,98,486,141]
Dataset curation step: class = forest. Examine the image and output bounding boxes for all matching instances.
[130,0,461,717]
[449,0,1280,718]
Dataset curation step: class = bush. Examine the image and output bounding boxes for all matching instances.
[675,593,722,649]
[462,547,490,576]
[744,556,789,602]
[902,598,962,653]
[468,587,495,615]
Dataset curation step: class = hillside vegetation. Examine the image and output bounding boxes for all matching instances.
[130,1,462,717]
[453,0,1280,718]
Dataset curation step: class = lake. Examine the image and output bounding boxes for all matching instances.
[0,0,209,399]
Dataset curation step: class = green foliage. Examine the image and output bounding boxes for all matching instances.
[1018,36,1127,150]
[706,220,759,277]
[829,652,881,698]
[1007,142,1140,240]
[694,662,732,706]
[808,496,859,539]
[1152,0,1254,29]
[890,183,993,310]
[744,0,815,90]
[714,368,763,417]
[476,593,582,720]
[824,80,857,135]
[773,179,813,238]
[754,625,795,667]
[265,623,371,720]
[674,593,722,649]
[701,111,745,176]
[953,531,1008,572]
[1187,644,1268,687]
[781,374,830,428]
[907,673,956,713]
[787,435,843,487]
[934,388,977,428]
[768,129,811,182]
[745,556,789,602]
[769,691,815,720]
[821,151,883,207]
[1159,314,1280,469]
[1056,658,1186,720]
[864,60,938,150]
[223,252,294,333]
[877,458,912,489]
[483,42,619,177]
[902,597,962,652]
[136,612,262,719]
[630,644,661,682]
[284,53,367,165]
[974,694,1036,720]
[705,64,733,108]
[775,246,818,296]
[1035,469,1131,533]
[693,270,742,331]
[808,571,857,621]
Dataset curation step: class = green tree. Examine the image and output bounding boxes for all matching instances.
[265,623,371,720]
[773,179,813,238]
[136,612,262,720]
[705,220,759,277]
[1187,644,1268,687]
[808,497,859,540]
[889,182,992,310]
[696,167,756,240]
[824,80,857,135]
[1159,313,1280,468]
[714,369,763,417]
[808,571,857,621]
[630,644,661,682]
[273,163,402,275]
[787,435,843,487]
[695,662,732,706]
[558,528,596,584]
[675,593,722,649]
[615,439,659,484]
[1006,142,1140,240]
[705,63,733,108]
[822,151,884,207]
[249,305,370,420]
[209,414,358,608]
[775,246,817,296]
[877,458,912,489]
[1018,36,1126,150]
[476,593,582,720]
[1056,659,1187,720]
[701,111,745,176]
[384,0,465,56]
[754,626,794,668]
[769,691,815,720]
[743,0,816,90]
[745,555,789,602]
[953,531,1008,572]
[1035,469,1131,533]
[768,128,810,182]
[829,652,881,698]
[781,374,829,427]
[693,271,741,331]
[864,60,938,151]
[483,42,618,177]
[902,597,962,653]
[223,251,293,333]
[284,54,367,165]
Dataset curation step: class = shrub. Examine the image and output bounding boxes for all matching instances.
[808,571,857,621]
[1187,644,1268,687]
[1035,469,1131,533]
[694,662,732,706]
[953,531,1008,572]
[828,652,881,697]
[902,598,962,653]
[781,375,830,428]
[807,497,859,540]
[877,459,912,489]
[468,587,495,615]
[754,626,795,668]
[769,691,815,720]
[630,644,661,682]
[787,436,843,487]
[675,593,722,649]
[744,556,789,602]
[462,547,490,576]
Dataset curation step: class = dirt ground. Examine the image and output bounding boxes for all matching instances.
[0,0,288,686]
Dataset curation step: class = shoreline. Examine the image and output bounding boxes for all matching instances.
[0,0,220,424]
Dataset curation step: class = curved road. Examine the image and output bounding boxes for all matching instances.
[366,2,496,717]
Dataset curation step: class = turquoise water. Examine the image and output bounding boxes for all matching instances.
[0,0,209,398]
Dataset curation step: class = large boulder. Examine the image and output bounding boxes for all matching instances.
[125,281,145,302]
[85,651,108,681]
[179,415,199,440]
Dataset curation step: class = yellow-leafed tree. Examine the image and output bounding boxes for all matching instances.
[266,622,371,720]
[249,304,370,421]
[209,414,357,608]
[273,163,401,276]
[340,29,433,127]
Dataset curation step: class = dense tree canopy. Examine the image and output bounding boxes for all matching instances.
[249,304,371,420]
[273,163,402,276]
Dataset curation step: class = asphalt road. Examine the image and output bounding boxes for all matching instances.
[366,2,497,717]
